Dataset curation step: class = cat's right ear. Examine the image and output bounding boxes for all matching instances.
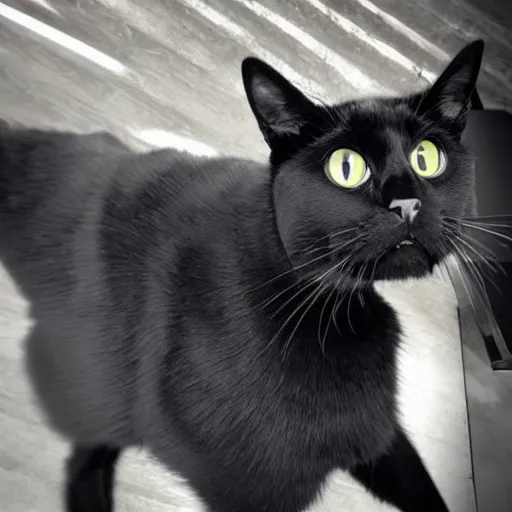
[417,40,484,132]
[242,58,316,150]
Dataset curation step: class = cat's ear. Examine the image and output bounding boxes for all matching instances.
[242,58,316,149]
[418,40,484,131]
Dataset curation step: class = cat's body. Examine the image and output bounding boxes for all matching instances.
[0,41,485,512]
[0,125,399,510]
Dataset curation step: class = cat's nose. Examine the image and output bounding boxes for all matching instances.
[388,198,422,223]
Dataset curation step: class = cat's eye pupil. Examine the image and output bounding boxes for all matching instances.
[342,155,351,180]
[417,145,427,171]
[417,154,427,171]
[326,148,368,188]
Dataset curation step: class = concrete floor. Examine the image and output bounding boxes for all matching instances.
[0,0,511,511]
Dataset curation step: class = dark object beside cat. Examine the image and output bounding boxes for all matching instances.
[0,40,483,512]
[460,109,512,370]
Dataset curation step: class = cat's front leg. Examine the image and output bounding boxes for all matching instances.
[348,427,449,512]
[65,444,121,512]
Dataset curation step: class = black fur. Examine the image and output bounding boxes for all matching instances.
[0,41,483,512]
[66,445,120,512]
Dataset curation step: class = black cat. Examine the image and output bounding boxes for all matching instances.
[0,40,483,512]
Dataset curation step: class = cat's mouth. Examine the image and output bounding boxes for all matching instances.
[391,234,423,251]
[375,235,435,280]
[394,238,415,249]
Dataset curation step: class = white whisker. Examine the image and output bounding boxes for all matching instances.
[253,234,363,291]
[281,281,328,361]
[318,286,336,355]
[460,222,512,245]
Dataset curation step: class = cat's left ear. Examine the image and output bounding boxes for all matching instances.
[419,40,484,132]
[242,58,317,150]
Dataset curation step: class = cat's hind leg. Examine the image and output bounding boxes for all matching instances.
[65,444,121,512]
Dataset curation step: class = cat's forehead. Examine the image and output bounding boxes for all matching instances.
[337,98,419,128]
[323,97,425,153]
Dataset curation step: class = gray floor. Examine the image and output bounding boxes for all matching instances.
[0,0,511,511]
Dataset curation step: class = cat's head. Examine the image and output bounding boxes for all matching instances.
[242,41,484,286]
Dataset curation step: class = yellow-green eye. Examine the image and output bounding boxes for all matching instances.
[326,149,370,189]
[410,140,446,178]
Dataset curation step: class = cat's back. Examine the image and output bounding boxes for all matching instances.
[0,124,130,240]
[0,125,130,299]
[100,149,269,256]
[0,125,268,444]
[0,121,267,303]
[97,150,270,339]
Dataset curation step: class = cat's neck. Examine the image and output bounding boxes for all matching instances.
[243,176,379,313]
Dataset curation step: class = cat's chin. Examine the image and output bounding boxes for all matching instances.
[372,245,435,281]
